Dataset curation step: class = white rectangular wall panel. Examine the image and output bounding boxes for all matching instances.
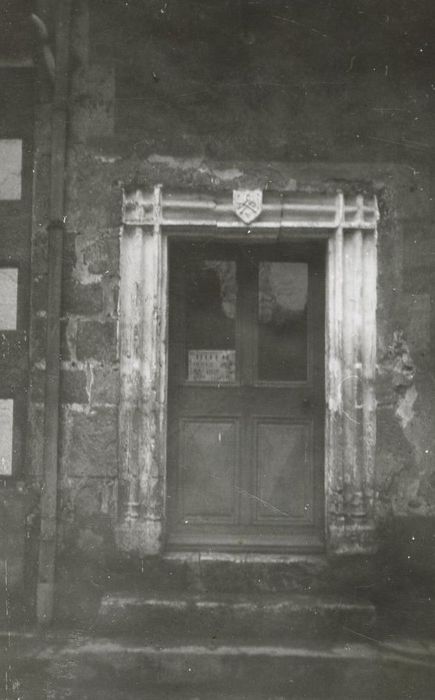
[0,139,22,200]
[0,268,18,329]
[0,399,13,475]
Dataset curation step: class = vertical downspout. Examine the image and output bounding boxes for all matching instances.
[36,0,72,625]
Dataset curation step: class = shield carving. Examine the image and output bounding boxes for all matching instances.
[233,189,263,224]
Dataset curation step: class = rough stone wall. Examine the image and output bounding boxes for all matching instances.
[374,167,435,510]
[27,0,435,591]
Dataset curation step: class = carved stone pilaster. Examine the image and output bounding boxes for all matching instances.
[117,189,168,555]
[326,220,378,554]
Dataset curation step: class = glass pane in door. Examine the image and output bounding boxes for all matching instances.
[186,260,237,382]
[258,262,308,381]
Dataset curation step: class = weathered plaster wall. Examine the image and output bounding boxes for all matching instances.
[27,0,435,602]
[374,167,435,513]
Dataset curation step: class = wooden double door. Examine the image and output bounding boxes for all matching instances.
[167,240,325,551]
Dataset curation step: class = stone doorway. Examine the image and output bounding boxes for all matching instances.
[117,187,378,557]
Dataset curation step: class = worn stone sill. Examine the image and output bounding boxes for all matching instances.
[163,551,328,566]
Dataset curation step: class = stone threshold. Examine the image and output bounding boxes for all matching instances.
[162,551,329,565]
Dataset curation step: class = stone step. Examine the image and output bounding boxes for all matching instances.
[107,552,374,596]
[5,633,435,699]
[97,592,376,642]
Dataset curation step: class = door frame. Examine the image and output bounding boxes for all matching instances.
[117,186,379,557]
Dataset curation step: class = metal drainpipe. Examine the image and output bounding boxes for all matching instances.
[36,0,72,625]
[30,12,55,82]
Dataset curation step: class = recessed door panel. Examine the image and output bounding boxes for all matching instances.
[255,421,312,523]
[167,241,325,552]
[178,419,238,522]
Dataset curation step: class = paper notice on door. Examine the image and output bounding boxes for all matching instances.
[0,399,13,475]
[188,350,235,383]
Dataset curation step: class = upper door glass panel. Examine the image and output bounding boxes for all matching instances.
[257,262,308,381]
[185,259,237,383]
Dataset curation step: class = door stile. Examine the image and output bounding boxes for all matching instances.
[308,253,326,532]
[237,249,256,387]
[237,250,258,525]
[166,250,185,533]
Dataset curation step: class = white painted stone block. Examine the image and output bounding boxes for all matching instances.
[0,399,13,476]
[0,139,22,200]
[0,268,18,329]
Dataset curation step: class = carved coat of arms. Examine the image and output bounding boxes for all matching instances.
[233,189,263,224]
